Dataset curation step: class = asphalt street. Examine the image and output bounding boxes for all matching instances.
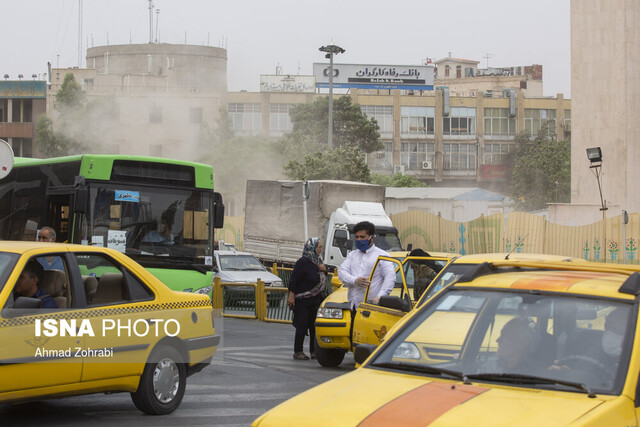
[0,317,355,426]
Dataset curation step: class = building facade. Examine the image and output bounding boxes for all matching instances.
[0,80,47,157]
[228,84,569,192]
[47,43,227,160]
[550,0,640,225]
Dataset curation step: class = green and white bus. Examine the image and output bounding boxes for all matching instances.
[0,154,224,296]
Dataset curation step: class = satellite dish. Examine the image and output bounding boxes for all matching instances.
[0,139,14,180]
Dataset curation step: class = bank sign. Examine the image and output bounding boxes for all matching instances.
[260,75,316,93]
[0,81,46,98]
[313,63,434,90]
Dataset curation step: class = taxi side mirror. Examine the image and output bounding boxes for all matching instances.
[354,343,377,365]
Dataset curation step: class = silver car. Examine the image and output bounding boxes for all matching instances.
[214,250,283,306]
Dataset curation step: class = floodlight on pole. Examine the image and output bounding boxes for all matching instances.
[586,147,606,212]
[319,44,345,149]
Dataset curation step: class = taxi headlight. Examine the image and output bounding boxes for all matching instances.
[194,285,213,295]
[393,343,421,360]
[317,307,343,319]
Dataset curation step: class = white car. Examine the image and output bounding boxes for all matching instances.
[214,251,283,306]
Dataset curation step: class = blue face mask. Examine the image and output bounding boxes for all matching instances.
[355,238,371,252]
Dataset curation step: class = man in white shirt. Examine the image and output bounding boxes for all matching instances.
[338,221,396,311]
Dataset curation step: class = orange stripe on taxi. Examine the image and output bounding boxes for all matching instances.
[510,272,614,291]
[358,382,488,426]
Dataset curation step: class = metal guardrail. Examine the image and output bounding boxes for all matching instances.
[212,266,339,323]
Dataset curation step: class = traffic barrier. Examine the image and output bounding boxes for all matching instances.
[213,277,257,319]
[213,268,340,323]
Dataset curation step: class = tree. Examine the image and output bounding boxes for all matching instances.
[33,115,76,156]
[278,96,382,181]
[55,73,85,112]
[509,125,571,211]
[283,146,370,182]
[198,108,285,194]
[34,73,87,157]
[371,173,427,187]
[278,96,382,161]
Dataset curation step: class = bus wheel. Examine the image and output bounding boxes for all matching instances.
[314,336,346,367]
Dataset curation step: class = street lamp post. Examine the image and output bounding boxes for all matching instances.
[319,44,345,149]
[587,147,608,261]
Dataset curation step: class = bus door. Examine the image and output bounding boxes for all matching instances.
[44,193,72,243]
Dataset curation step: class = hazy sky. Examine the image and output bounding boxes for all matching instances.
[4,0,571,97]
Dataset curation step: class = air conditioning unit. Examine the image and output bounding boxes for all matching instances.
[375,151,385,158]
[393,164,405,175]
[421,160,433,170]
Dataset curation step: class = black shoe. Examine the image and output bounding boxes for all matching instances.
[293,352,310,360]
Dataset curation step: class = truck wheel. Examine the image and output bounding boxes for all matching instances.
[314,336,346,367]
[131,345,186,415]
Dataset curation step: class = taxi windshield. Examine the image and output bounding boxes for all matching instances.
[371,289,633,396]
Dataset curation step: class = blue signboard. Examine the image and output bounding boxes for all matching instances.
[0,81,46,99]
[115,190,140,203]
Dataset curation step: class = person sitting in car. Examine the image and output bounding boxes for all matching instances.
[13,260,57,309]
[408,248,437,300]
[479,316,544,375]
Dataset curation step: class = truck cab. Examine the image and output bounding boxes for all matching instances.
[324,201,403,269]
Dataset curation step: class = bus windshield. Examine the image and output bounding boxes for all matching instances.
[82,184,213,263]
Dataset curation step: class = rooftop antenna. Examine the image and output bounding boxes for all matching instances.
[484,53,494,68]
[78,0,83,67]
[276,63,282,75]
[297,61,301,75]
[155,8,160,43]
[148,0,154,43]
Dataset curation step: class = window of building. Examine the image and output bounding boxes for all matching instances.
[484,108,517,136]
[0,99,7,122]
[361,105,393,138]
[563,109,571,138]
[84,79,94,90]
[484,143,513,165]
[12,138,32,157]
[401,142,435,170]
[456,65,462,78]
[443,143,476,171]
[269,103,294,136]
[149,106,162,123]
[443,107,476,136]
[22,99,32,123]
[524,109,556,136]
[11,100,21,122]
[190,107,202,124]
[445,65,450,77]
[228,103,262,135]
[400,106,435,137]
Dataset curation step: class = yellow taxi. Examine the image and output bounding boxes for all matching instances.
[315,251,456,367]
[0,242,218,415]
[254,260,640,426]
[415,252,588,306]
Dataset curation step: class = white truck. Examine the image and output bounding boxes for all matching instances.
[243,180,403,269]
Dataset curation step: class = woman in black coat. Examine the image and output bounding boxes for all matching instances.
[287,237,326,360]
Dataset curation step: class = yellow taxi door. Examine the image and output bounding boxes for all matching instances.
[0,263,83,394]
[352,257,407,347]
[72,253,155,383]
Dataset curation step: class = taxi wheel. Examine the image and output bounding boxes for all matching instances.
[131,346,186,415]
[314,336,346,367]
